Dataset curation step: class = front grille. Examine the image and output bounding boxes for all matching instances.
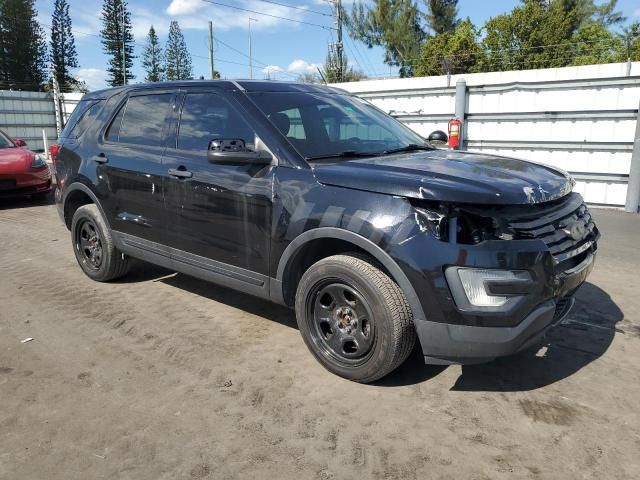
[505,193,598,272]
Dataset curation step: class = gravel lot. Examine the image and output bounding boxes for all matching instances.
[1,195,639,480]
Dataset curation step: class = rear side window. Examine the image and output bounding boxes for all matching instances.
[107,93,174,147]
[60,99,97,139]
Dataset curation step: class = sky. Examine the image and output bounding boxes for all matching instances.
[35,0,640,91]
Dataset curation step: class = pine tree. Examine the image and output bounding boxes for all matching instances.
[50,0,78,91]
[142,25,164,82]
[100,0,135,86]
[164,21,192,81]
[425,0,459,35]
[0,0,47,90]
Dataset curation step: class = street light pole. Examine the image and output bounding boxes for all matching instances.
[248,17,258,79]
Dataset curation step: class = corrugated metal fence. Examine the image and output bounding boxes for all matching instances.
[333,62,640,208]
[0,91,82,152]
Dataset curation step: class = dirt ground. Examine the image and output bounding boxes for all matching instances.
[1,196,639,480]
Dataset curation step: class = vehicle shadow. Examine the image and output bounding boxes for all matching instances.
[116,264,622,390]
[377,283,623,389]
[118,263,298,330]
[449,282,623,392]
[0,192,54,210]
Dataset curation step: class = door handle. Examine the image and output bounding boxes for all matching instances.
[93,153,108,164]
[168,167,193,179]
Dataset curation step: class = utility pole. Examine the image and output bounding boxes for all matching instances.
[208,20,215,79]
[335,0,343,82]
[121,1,126,85]
[248,17,258,79]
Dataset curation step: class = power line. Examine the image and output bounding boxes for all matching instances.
[199,0,336,30]
[252,0,333,17]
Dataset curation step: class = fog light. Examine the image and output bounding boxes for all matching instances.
[445,267,532,311]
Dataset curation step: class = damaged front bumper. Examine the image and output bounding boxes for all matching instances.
[391,192,599,365]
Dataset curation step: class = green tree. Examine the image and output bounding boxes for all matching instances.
[480,0,580,72]
[50,0,78,91]
[0,0,47,90]
[415,19,484,76]
[620,22,640,62]
[323,50,367,83]
[142,25,164,82]
[100,0,135,86]
[569,21,624,66]
[164,21,192,81]
[346,0,426,77]
[424,0,459,34]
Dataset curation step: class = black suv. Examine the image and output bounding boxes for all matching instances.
[54,81,599,382]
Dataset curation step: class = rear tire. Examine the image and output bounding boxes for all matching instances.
[295,254,416,383]
[71,204,130,282]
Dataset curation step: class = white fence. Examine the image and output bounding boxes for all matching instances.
[0,91,82,151]
[333,62,640,207]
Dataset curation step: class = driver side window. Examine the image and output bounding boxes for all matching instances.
[177,93,255,152]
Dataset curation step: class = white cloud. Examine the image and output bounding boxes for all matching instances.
[287,59,321,74]
[164,0,313,32]
[75,68,109,91]
[166,0,203,16]
[634,8,640,17]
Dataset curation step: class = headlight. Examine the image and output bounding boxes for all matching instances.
[31,154,47,169]
[445,267,533,312]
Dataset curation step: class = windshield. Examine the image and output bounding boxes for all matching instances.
[0,131,14,148]
[248,92,429,160]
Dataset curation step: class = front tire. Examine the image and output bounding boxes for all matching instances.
[71,204,130,282]
[295,254,416,383]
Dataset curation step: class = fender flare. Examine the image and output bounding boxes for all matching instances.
[62,182,110,228]
[275,227,427,323]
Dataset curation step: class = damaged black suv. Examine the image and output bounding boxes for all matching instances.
[54,81,599,382]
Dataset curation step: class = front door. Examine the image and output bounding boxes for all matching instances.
[162,90,274,281]
[98,91,178,244]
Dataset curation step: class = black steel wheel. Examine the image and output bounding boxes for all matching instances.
[295,254,416,383]
[70,204,130,281]
[75,218,103,271]
[310,281,376,365]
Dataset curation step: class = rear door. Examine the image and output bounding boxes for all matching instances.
[162,89,275,279]
[98,90,178,244]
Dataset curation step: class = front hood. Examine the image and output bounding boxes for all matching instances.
[312,149,574,205]
[0,147,34,174]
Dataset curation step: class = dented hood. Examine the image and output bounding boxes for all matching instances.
[311,149,574,205]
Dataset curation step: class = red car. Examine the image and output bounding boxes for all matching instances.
[0,129,52,199]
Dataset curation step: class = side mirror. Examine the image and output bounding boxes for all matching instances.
[207,139,272,165]
[14,139,27,147]
[427,130,448,147]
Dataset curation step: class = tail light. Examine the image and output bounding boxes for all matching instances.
[50,144,60,165]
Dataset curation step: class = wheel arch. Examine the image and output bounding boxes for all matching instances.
[63,183,109,230]
[274,227,426,324]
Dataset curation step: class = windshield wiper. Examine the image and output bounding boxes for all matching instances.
[306,150,381,161]
[381,144,433,155]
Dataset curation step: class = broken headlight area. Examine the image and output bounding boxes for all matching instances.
[412,202,515,245]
